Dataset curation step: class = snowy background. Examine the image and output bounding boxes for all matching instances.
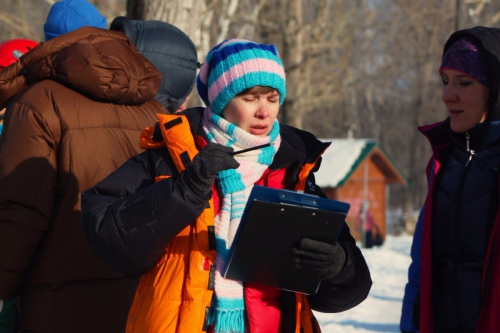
[315,234,413,333]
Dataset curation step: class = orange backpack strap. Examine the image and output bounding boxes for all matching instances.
[127,113,216,333]
[292,143,329,333]
[294,293,321,333]
[157,113,199,173]
[293,143,330,192]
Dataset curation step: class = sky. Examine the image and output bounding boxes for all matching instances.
[315,234,413,333]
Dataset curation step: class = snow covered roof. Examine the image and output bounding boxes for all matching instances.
[315,138,408,188]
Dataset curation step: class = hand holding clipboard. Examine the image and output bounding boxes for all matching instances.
[223,186,349,294]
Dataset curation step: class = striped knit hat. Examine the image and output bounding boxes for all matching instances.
[197,39,286,115]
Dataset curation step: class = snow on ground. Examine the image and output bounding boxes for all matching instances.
[315,234,413,333]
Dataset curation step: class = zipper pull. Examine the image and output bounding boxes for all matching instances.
[465,132,475,167]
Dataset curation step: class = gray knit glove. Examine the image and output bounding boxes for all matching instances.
[292,238,347,281]
[183,143,240,198]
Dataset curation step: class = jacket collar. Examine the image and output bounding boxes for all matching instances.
[176,107,328,171]
[420,117,500,153]
[156,107,329,189]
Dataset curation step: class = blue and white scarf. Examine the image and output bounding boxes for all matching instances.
[202,107,281,333]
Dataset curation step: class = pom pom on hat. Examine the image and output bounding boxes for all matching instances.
[197,39,286,115]
[440,36,489,88]
[44,0,107,41]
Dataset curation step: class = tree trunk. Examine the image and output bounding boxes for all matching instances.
[126,0,210,63]
[280,0,304,128]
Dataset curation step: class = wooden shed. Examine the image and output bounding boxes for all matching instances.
[315,139,408,243]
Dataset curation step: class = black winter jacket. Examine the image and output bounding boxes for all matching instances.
[430,119,500,332]
[424,26,500,333]
[81,107,372,313]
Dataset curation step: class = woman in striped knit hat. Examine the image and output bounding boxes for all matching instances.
[81,39,372,333]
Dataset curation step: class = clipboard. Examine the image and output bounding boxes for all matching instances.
[223,185,349,295]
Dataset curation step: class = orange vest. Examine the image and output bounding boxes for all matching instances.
[127,113,324,333]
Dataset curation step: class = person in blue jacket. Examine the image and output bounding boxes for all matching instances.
[403,26,500,333]
[400,207,423,333]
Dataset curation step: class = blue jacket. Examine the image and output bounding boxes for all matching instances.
[400,153,435,333]
[400,207,423,333]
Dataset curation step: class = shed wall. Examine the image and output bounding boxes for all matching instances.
[321,158,386,242]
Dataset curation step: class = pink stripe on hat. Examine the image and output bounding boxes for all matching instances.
[207,58,285,103]
[199,39,255,86]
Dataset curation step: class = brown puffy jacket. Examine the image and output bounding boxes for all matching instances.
[0,27,166,333]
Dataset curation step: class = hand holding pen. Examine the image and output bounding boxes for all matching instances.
[183,142,274,198]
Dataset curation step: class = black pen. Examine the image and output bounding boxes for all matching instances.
[230,142,274,155]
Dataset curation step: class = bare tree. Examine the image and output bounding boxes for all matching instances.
[126,0,211,58]
[125,0,244,68]
[5,0,500,213]
[251,0,361,130]
[0,0,125,42]
[0,0,50,40]
[383,0,452,210]
[94,0,126,21]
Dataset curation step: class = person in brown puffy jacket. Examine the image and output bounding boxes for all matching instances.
[0,36,38,333]
[0,19,198,333]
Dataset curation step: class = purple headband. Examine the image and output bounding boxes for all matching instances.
[439,37,489,88]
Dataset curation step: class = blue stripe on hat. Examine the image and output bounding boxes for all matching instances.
[208,47,283,85]
[208,42,281,72]
[210,72,286,115]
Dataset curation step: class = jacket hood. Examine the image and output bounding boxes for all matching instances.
[443,26,500,120]
[0,26,162,109]
[110,17,199,113]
